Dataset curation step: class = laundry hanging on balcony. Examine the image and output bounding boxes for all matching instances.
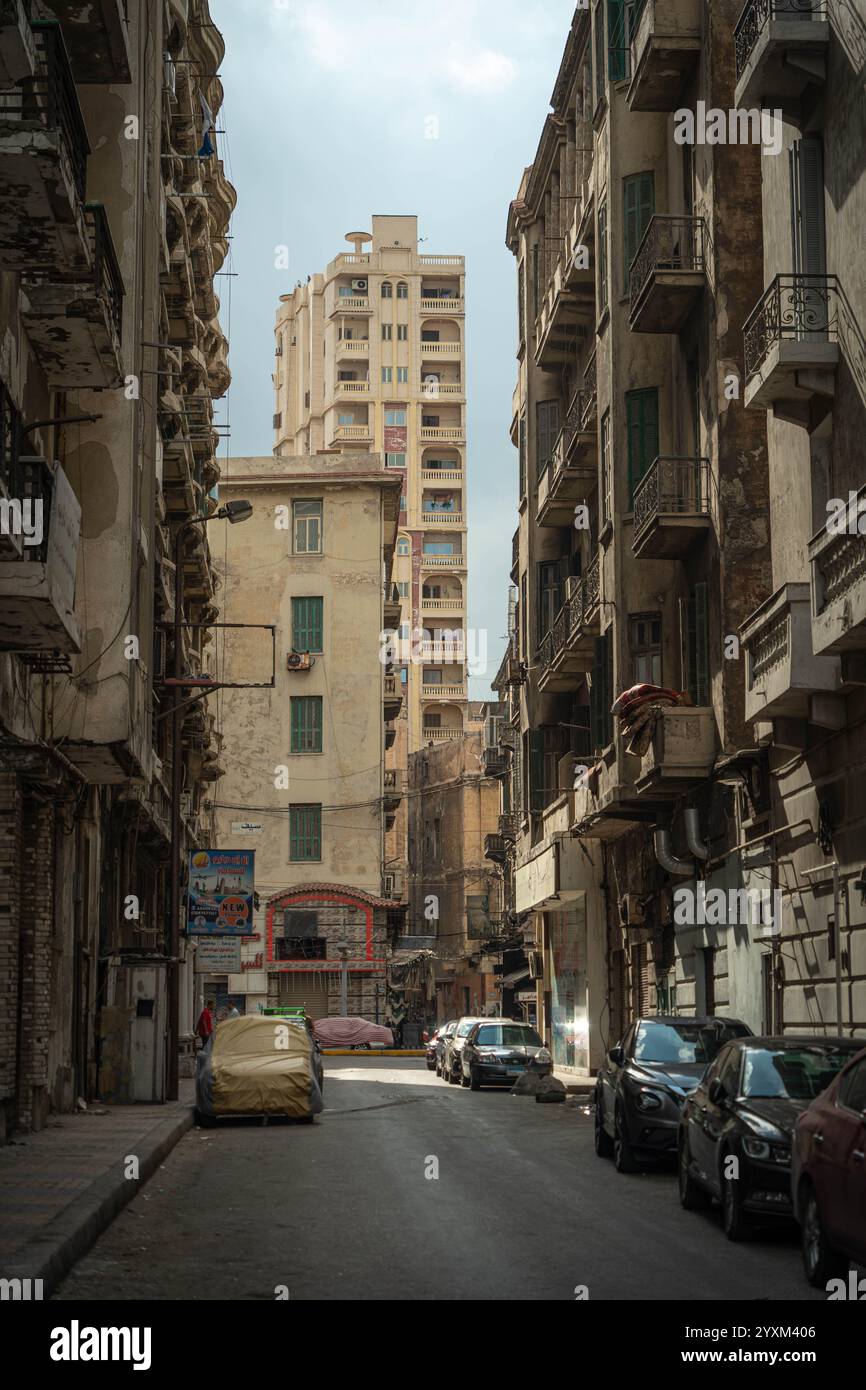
[611,683,690,758]
[198,93,215,158]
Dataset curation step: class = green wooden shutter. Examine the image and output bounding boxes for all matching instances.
[791,136,825,277]
[590,632,613,752]
[291,697,322,753]
[623,172,654,284]
[626,389,658,506]
[608,0,626,80]
[292,597,323,653]
[290,805,321,861]
[693,582,709,706]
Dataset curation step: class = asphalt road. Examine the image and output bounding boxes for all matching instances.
[54,1057,821,1302]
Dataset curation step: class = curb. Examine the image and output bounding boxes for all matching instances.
[0,1106,195,1298]
[320,1049,426,1057]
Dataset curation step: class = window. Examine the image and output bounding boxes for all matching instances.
[385,408,407,427]
[839,1058,866,1114]
[423,542,453,555]
[531,245,540,318]
[630,613,662,686]
[599,410,613,527]
[397,282,408,299]
[292,596,323,653]
[598,200,609,315]
[289,805,322,861]
[425,711,441,728]
[626,387,659,506]
[593,0,605,110]
[623,172,655,289]
[397,581,409,598]
[537,560,563,644]
[382,367,393,383]
[293,499,322,554]
[290,697,323,754]
[397,537,410,556]
[608,0,627,81]
[381,282,393,299]
[518,260,526,344]
[400,495,407,512]
[397,324,408,341]
[423,668,443,685]
[590,629,614,751]
[682,583,710,706]
[421,330,440,343]
[382,324,393,341]
[338,285,354,298]
[422,414,439,428]
[536,400,560,480]
[790,136,826,275]
[385,452,406,469]
[518,414,527,499]
[397,367,409,383]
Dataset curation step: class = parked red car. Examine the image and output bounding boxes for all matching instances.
[312,1017,394,1050]
[791,1044,866,1287]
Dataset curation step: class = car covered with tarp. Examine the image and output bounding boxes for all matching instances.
[312,1016,394,1049]
[195,1014,324,1124]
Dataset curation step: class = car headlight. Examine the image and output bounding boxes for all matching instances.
[742,1136,771,1160]
[635,1088,664,1112]
[536,1048,551,1063]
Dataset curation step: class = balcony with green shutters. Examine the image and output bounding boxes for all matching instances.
[734,0,829,119]
[632,456,711,559]
[537,391,598,529]
[537,564,600,694]
[743,274,839,422]
[626,0,703,112]
[629,215,708,335]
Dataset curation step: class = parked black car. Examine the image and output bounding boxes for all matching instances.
[678,1035,864,1241]
[434,1020,457,1077]
[595,1016,752,1173]
[460,1020,551,1090]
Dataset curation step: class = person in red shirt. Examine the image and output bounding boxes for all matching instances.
[195,998,215,1048]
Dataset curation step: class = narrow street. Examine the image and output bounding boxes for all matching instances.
[55,1059,816,1303]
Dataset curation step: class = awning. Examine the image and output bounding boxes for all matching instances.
[501,966,531,987]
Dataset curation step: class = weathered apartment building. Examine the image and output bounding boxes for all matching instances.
[271,216,470,913]
[212,452,405,1024]
[490,0,866,1077]
[0,0,234,1129]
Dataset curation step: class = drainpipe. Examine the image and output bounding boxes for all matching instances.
[684,807,709,861]
[654,827,692,877]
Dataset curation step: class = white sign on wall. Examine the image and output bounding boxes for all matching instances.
[194,938,242,973]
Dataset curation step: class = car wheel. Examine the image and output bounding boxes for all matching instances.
[613,1105,639,1174]
[299,1114,316,1125]
[721,1156,751,1241]
[678,1133,710,1210]
[460,1068,471,1087]
[470,1066,481,1092]
[447,1064,458,1085]
[801,1183,847,1288]
[594,1096,614,1158]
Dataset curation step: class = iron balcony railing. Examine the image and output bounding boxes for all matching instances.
[582,353,598,427]
[743,274,838,382]
[633,456,711,538]
[14,23,90,205]
[14,456,54,564]
[734,0,827,81]
[85,203,125,340]
[629,215,707,306]
[540,557,601,675]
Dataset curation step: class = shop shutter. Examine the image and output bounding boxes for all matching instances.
[277,976,330,1021]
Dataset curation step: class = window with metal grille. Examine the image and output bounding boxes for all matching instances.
[290,697,323,754]
[293,499,322,554]
[275,936,327,961]
[626,387,658,507]
[289,805,322,861]
[292,596,323,653]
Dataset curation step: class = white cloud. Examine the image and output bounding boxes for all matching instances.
[446,48,517,94]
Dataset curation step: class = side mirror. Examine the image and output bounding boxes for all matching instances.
[609,1045,625,1067]
[708,1078,728,1106]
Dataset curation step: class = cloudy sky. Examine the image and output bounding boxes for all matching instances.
[213,0,575,696]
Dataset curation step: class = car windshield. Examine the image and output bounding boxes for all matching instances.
[457,1020,481,1037]
[741,1045,858,1100]
[633,1021,746,1065]
[475,1025,544,1047]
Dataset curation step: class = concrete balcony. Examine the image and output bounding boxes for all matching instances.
[44,2,132,82]
[809,495,866,657]
[629,215,708,334]
[534,258,594,372]
[420,341,462,358]
[420,381,464,397]
[330,423,373,447]
[421,469,462,484]
[421,596,464,614]
[383,769,403,816]
[538,567,599,694]
[635,706,716,799]
[333,379,370,398]
[481,744,509,779]
[735,0,828,117]
[420,425,465,444]
[0,20,91,275]
[571,742,646,841]
[0,456,81,655]
[422,726,464,742]
[537,395,598,529]
[335,338,369,359]
[21,202,124,388]
[384,721,397,750]
[743,275,839,424]
[421,553,466,571]
[627,0,702,110]
[422,510,463,525]
[421,683,466,700]
[419,255,464,268]
[383,672,403,720]
[484,832,509,863]
[420,297,464,315]
[632,456,711,559]
[329,296,371,317]
[741,581,840,723]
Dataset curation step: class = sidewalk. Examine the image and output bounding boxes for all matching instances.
[0,1081,195,1297]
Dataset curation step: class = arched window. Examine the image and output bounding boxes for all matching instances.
[381,281,393,299]
[396,537,410,556]
[396,282,409,300]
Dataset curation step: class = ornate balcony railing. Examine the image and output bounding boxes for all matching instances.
[583,553,601,619]
[85,202,124,339]
[749,607,790,683]
[629,215,707,305]
[582,352,598,426]
[743,274,838,383]
[734,0,827,81]
[815,531,866,610]
[17,23,90,204]
[633,456,710,538]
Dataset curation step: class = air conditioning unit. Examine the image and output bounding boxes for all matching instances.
[620,894,646,927]
[287,652,314,672]
[351,278,368,293]
[527,949,543,981]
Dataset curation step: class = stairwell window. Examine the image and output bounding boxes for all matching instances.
[289,805,322,862]
[292,597,323,653]
[290,697,323,754]
[293,499,322,555]
[623,171,654,293]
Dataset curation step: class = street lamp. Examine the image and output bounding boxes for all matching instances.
[165,499,252,1101]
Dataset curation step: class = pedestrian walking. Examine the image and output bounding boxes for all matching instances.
[196,998,216,1047]
[225,1002,240,1019]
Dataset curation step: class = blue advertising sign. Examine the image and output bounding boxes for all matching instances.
[186,849,255,936]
